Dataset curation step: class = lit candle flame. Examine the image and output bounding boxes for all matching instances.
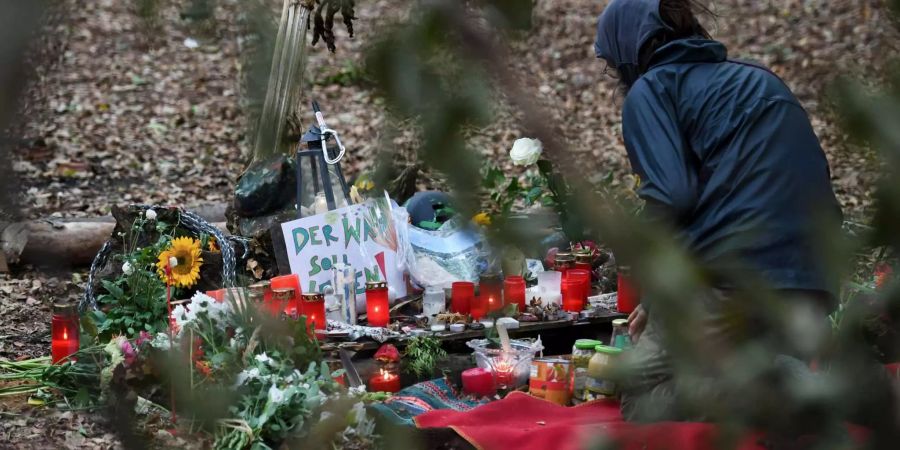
[380,368,396,380]
[374,306,380,312]
[62,328,68,340]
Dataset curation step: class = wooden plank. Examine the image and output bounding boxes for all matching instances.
[346,311,625,351]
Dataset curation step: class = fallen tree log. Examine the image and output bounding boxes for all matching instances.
[0,205,228,270]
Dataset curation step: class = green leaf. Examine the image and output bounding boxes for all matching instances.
[101,280,125,300]
[80,315,99,338]
[482,166,506,189]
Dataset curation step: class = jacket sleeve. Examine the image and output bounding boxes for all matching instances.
[621,81,698,224]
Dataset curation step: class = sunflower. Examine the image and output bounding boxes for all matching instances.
[157,237,203,288]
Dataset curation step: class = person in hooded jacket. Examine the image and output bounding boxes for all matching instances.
[594,0,842,422]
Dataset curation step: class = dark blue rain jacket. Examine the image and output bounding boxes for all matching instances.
[595,0,842,299]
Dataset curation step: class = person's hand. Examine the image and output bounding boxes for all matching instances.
[628,304,647,343]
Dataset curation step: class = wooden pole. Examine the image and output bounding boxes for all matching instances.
[251,0,312,160]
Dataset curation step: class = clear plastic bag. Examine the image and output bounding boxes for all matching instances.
[404,217,487,289]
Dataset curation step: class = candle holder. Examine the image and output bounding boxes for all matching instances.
[562,277,583,312]
[51,303,79,364]
[271,274,302,317]
[553,252,575,276]
[503,276,526,313]
[365,281,390,327]
[368,367,401,393]
[248,281,273,312]
[567,269,591,305]
[205,289,227,303]
[301,292,327,331]
[617,267,640,314]
[271,287,295,319]
[479,273,503,314]
[574,251,592,271]
[450,281,474,315]
[295,101,352,219]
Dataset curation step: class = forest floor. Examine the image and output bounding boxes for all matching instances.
[1,0,897,448]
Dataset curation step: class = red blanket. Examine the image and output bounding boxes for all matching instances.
[415,392,867,450]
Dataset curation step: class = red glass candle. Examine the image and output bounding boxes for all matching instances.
[271,274,302,317]
[574,252,592,272]
[450,281,474,315]
[301,293,327,331]
[479,274,503,314]
[368,368,401,393]
[554,253,574,277]
[51,303,79,364]
[562,277,583,312]
[462,367,496,397]
[248,281,273,312]
[470,294,488,321]
[617,267,640,314]
[205,289,226,303]
[503,276,526,313]
[568,269,591,303]
[366,281,390,327]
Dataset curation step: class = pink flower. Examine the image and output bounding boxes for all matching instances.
[544,247,559,270]
[120,339,137,367]
[135,331,152,347]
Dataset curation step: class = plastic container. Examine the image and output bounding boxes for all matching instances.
[537,270,562,295]
[572,339,604,402]
[423,285,446,323]
[466,338,544,390]
[610,318,630,349]
[586,345,623,398]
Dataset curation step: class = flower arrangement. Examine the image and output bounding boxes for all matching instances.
[90,208,222,340]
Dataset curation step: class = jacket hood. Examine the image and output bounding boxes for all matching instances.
[594,0,673,86]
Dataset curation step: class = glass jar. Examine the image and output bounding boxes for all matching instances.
[51,303,79,364]
[554,253,575,274]
[365,281,390,327]
[610,318,630,349]
[585,345,623,399]
[572,339,603,402]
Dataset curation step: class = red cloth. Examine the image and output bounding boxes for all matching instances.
[415,391,867,450]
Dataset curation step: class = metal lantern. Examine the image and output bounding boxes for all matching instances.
[295,101,351,218]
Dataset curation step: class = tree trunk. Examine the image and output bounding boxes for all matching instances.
[0,205,227,270]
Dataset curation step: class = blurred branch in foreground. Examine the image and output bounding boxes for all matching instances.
[367,0,900,447]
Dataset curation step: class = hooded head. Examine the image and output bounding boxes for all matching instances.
[594,0,673,87]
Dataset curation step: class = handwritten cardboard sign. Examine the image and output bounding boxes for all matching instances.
[280,200,406,304]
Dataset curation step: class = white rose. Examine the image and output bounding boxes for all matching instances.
[145,209,157,221]
[268,384,285,405]
[509,138,543,166]
[122,262,134,275]
[255,352,272,365]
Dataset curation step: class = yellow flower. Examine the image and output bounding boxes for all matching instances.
[157,237,203,288]
[473,212,491,226]
[354,174,375,191]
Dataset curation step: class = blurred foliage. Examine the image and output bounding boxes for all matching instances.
[365,0,900,447]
